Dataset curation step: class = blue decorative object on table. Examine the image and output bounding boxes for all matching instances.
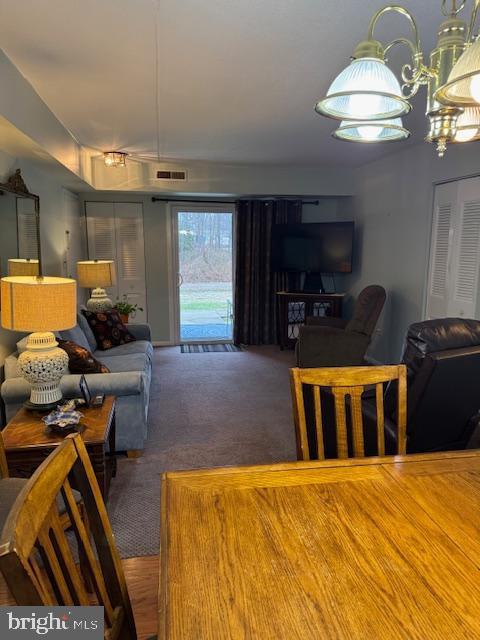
[43,400,83,434]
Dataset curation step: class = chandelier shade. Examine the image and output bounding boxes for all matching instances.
[315,57,411,121]
[333,118,410,143]
[454,106,480,142]
[435,39,480,107]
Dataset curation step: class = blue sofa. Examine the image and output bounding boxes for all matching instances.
[1,313,153,453]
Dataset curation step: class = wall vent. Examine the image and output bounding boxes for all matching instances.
[156,169,187,181]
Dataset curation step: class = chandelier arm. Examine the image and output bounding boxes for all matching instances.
[384,37,435,98]
[467,0,480,41]
[367,5,421,55]
[384,37,417,59]
[442,1,467,17]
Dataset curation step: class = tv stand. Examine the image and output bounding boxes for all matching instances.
[303,273,324,293]
[276,291,345,350]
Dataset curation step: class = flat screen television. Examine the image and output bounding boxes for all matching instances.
[271,222,354,274]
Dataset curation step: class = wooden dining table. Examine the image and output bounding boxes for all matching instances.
[159,450,480,639]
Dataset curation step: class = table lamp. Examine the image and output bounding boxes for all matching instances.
[8,259,40,276]
[1,276,77,409]
[77,260,116,312]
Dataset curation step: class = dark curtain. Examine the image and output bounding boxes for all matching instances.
[234,199,302,345]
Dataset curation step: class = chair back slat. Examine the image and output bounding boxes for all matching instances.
[376,383,385,456]
[0,430,8,478]
[397,370,407,454]
[332,388,349,459]
[349,387,365,457]
[290,365,407,460]
[29,553,54,604]
[312,386,325,460]
[0,433,137,640]
[37,521,75,606]
[61,480,115,623]
[49,505,91,606]
[290,370,310,460]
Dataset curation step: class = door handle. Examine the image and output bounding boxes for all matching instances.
[178,272,184,287]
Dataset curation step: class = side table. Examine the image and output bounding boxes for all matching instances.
[2,396,117,500]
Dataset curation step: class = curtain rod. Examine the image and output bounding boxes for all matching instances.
[151,197,320,205]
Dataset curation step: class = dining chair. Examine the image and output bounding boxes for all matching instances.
[0,432,137,640]
[290,364,407,461]
[0,429,89,576]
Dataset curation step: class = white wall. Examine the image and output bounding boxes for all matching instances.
[342,140,480,363]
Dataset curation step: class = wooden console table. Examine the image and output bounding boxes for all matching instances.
[2,396,117,500]
[276,291,345,349]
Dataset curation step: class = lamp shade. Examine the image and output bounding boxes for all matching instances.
[315,57,410,121]
[333,118,410,143]
[1,276,76,332]
[8,259,39,277]
[77,260,116,288]
[436,40,480,107]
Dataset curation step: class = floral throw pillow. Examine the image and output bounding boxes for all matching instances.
[82,309,136,351]
[57,340,110,374]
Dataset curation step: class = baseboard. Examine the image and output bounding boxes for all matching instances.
[152,341,174,347]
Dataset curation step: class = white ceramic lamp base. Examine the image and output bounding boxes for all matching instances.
[86,287,113,313]
[18,332,69,409]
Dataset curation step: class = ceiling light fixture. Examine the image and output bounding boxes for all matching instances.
[103,151,128,167]
[316,1,480,157]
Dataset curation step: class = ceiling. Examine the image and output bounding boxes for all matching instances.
[0,0,450,166]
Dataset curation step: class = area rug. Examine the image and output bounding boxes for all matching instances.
[180,343,242,353]
[106,345,296,558]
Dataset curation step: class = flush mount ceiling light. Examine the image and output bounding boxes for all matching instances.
[315,1,480,157]
[103,151,128,167]
[333,118,411,143]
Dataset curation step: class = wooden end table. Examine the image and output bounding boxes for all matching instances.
[2,396,117,500]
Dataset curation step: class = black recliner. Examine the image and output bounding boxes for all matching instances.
[299,317,480,459]
[382,317,480,453]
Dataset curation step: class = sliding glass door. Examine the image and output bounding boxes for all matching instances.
[172,205,234,342]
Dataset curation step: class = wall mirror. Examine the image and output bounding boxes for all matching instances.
[0,169,41,279]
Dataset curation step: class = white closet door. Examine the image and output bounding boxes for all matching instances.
[426,182,457,319]
[85,201,147,323]
[17,197,38,259]
[448,177,480,318]
[85,202,119,301]
[114,203,147,323]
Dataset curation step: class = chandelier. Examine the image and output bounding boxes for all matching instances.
[315,0,480,156]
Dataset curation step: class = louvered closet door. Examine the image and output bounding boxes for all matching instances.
[113,203,147,323]
[426,182,457,319]
[448,177,480,318]
[85,202,119,302]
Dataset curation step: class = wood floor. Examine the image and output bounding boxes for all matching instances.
[0,555,159,640]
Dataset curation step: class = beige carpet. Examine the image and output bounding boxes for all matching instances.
[107,345,297,557]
